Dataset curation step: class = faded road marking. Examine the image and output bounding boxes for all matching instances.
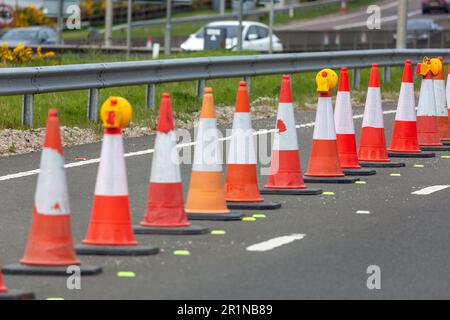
[246,234,306,252]
[411,185,450,195]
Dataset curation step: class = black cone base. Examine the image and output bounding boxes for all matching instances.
[342,169,376,176]
[260,188,322,195]
[187,212,244,221]
[75,244,159,256]
[420,145,450,152]
[388,151,435,158]
[227,201,281,210]
[2,264,102,276]
[360,161,405,168]
[133,224,209,235]
[303,176,359,184]
[0,289,35,300]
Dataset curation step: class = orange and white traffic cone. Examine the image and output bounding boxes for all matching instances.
[186,88,244,220]
[340,0,347,13]
[304,69,358,184]
[0,268,34,300]
[435,57,450,141]
[445,63,450,146]
[358,64,405,168]
[2,109,101,276]
[334,68,376,176]
[416,57,450,151]
[225,81,281,210]
[388,60,435,158]
[260,75,322,195]
[76,97,159,255]
[134,93,212,232]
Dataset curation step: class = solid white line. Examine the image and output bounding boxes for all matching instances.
[356,210,371,215]
[0,108,397,183]
[246,234,306,252]
[411,185,450,195]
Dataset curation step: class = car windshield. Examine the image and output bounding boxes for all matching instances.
[1,30,39,41]
[195,25,238,39]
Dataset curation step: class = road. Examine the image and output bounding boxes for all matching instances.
[1,99,450,300]
[276,0,450,31]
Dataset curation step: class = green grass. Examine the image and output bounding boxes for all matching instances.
[0,51,409,130]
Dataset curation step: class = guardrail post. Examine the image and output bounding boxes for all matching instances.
[145,83,156,109]
[244,76,251,93]
[87,88,100,121]
[22,94,34,127]
[352,68,361,90]
[196,79,206,99]
[383,66,391,84]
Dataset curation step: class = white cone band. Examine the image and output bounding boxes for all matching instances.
[417,79,437,116]
[227,112,257,164]
[272,102,299,151]
[313,96,336,140]
[434,79,447,117]
[35,148,70,215]
[362,87,384,128]
[95,133,129,196]
[150,131,182,183]
[446,76,450,110]
[395,82,416,121]
[192,118,222,172]
[334,91,355,134]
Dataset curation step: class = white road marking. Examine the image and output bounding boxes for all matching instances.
[0,109,397,183]
[356,210,371,215]
[246,234,306,252]
[411,185,450,195]
[333,9,422,30]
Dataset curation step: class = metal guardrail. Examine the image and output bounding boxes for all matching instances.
[107,0,341,32]
[1,48,449,127]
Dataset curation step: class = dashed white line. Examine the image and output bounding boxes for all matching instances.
[246,234,306,252]
[356,210,371,215]
[411,185,450,195]
[0,109,397,182]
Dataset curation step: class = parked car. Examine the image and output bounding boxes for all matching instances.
[422,0,449,13]
[0,26,58,47]
[180,21,283,52]
[394,19,443,43]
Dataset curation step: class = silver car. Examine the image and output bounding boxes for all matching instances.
[0,26,58,47]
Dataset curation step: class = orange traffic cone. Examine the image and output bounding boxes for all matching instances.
[304,69,358,184]
[0,268,34,300]
[225,81,281,210]
[260,75,322,195]
[445,63,450,146]
[134,93,211,232]
[76,97,159,255]
[358,64,405,168]
[416,57,450,151]
[186,88,244,220]
[435,57,450,141]
[334,68,376,176]
[2,109,101,276]
[340,0,347,13]
[388,60,435,158]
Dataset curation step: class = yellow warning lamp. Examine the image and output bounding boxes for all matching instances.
[316,68,338,93]
[100,96,132,129]
[416,57,442,77]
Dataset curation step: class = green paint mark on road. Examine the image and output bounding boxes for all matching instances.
[390,173,401,177]
[117,271,136,278]
[322,191,335,196]
[252,214,266,219]
[211,230,226,235]
[173,250,191,256]
[242,217,256,221]
[355,180,366,184]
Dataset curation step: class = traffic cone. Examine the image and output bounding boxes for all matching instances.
[388,60,435,158]
[134,93,212,232]
[304,69,358,184]
[445,63,450,146]
[2,109,101,276]
[260,75,322,195]
[0,268,34,300]
[416,57,450,151]
[225,81,281,210]
[435,57,450,141]
[76,97,159,255]
[334,68,376,176]
[358,64,405,168]
[185,88,244,220]
[340,0,347,13]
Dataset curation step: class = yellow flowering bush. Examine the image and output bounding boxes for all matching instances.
[14,6,55,27]
[0,43,56,65]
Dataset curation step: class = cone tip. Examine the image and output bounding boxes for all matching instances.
[282,74,290,80]
[239,81,246,87]
[48,108,58,118]
[204,87,213,94]
[369,64,380,87]
[162,92,170,99]
[341,67,348,72]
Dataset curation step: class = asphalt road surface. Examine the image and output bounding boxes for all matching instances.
[276,0,450,31]
[1,100,450,300]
